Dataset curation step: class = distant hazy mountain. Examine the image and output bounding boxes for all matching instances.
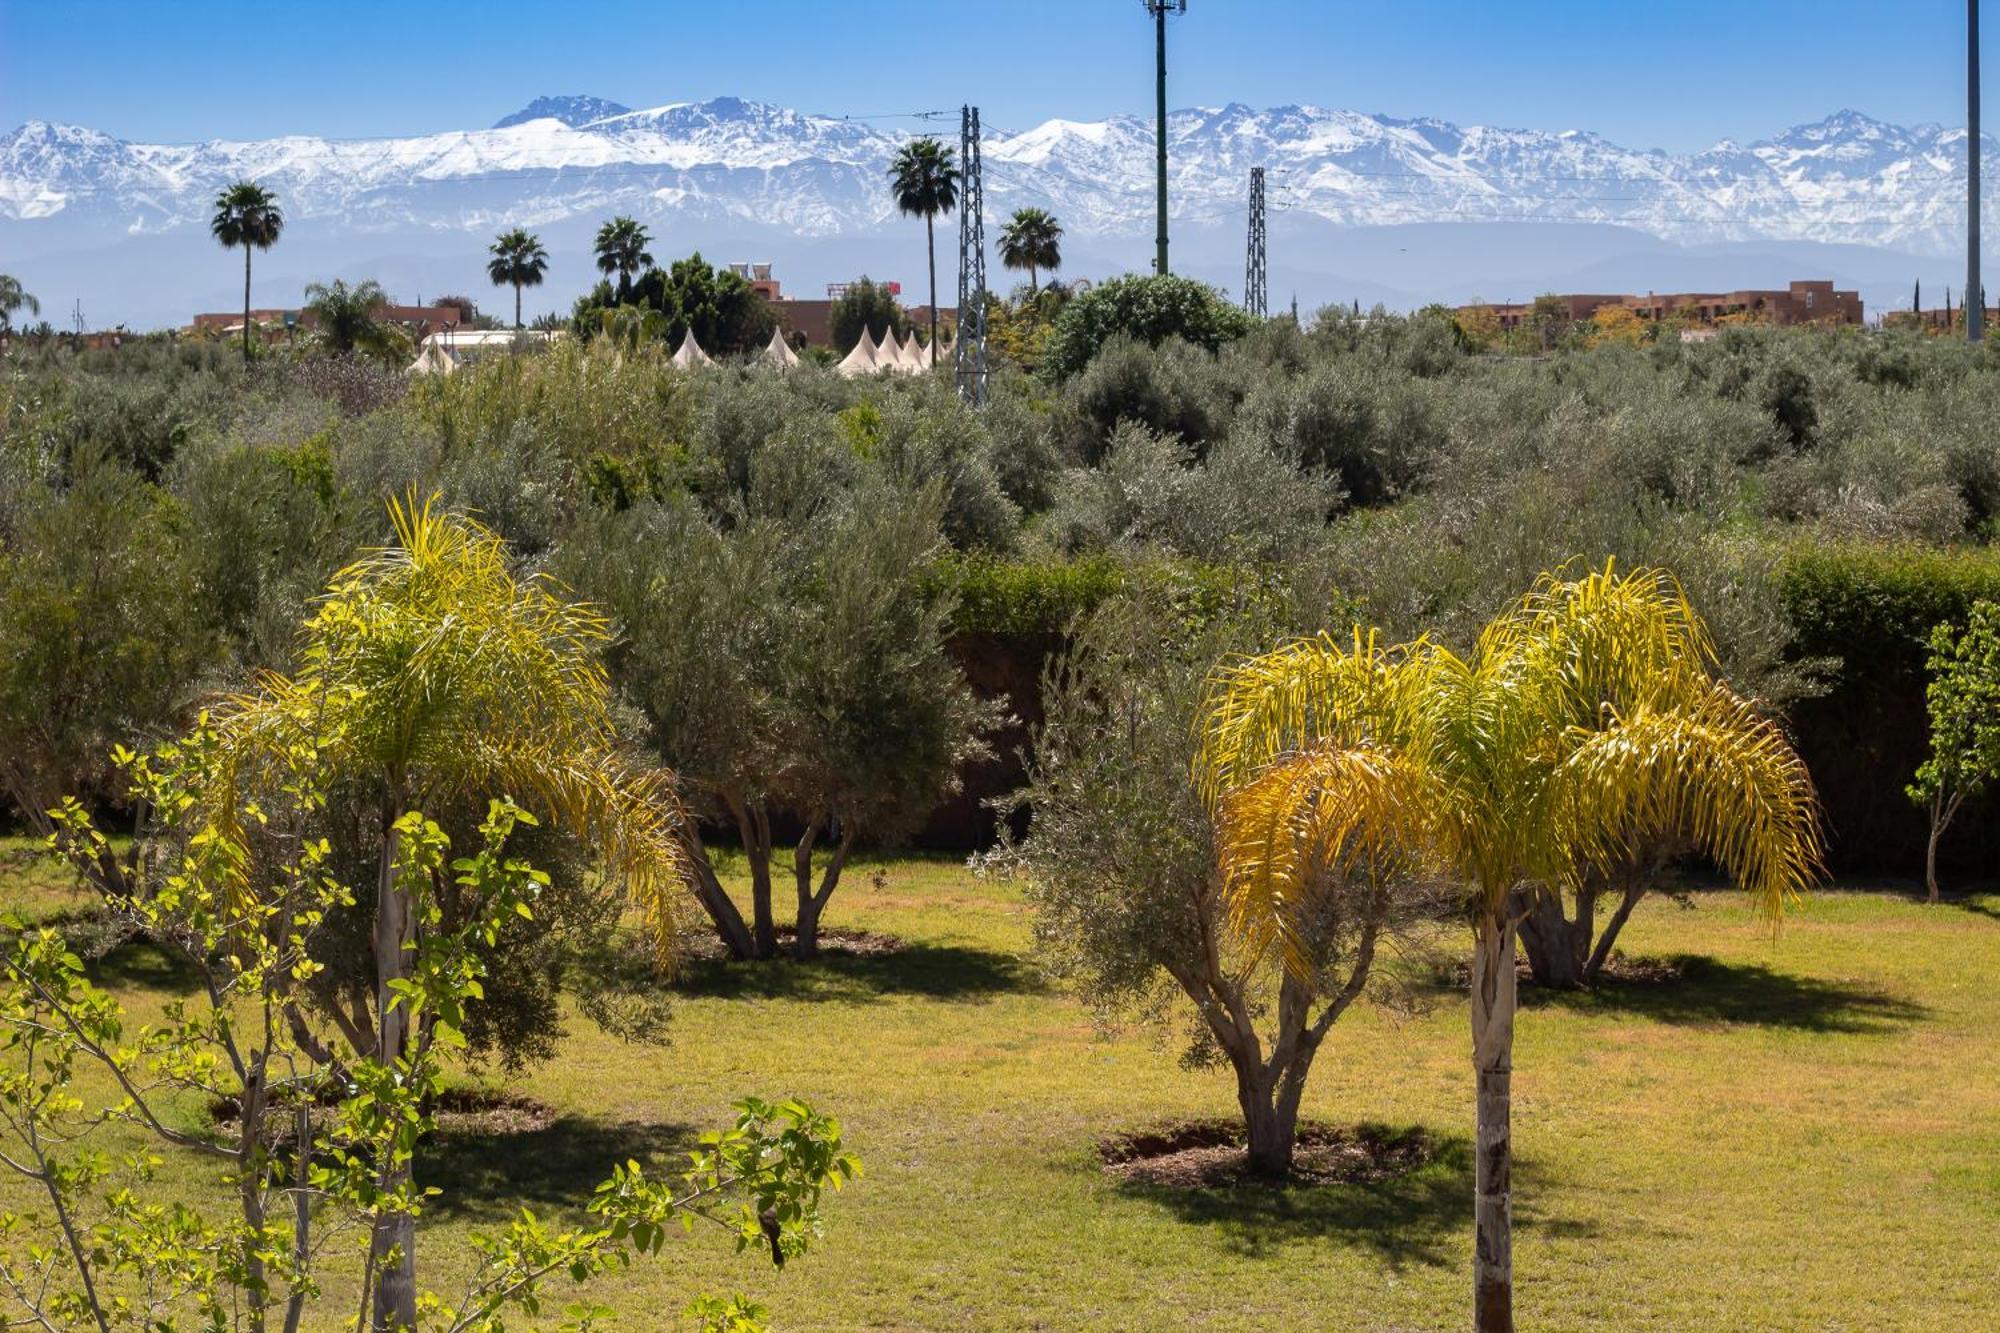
[1,96,1984,328]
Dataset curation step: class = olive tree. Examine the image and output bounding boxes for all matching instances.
[991,592,1436,1177]
[569,482,996,961]
[0,459,214,883]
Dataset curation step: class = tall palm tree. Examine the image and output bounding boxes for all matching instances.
[210,181,284,363]
[997,207,1063,295]
[0,273,39,333]
[486,227,549,328]
[888,137,960,366]
[193,496,689,1331]
[1196,561,1822,1333]
[593,216,654,303]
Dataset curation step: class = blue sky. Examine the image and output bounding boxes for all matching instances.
[0,1,1982,150]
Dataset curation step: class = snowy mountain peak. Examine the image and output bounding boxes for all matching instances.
[492,95,632,129]
[2,99,1991,282]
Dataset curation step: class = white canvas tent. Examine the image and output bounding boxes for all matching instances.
[760,326,800,368]
[895,330,929,373]
[878,329,911,374]
[835,326,881,377]
[670,330,714,367]
[408,339,458,376]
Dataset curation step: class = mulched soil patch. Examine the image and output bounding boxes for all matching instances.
[679,925,906,961]
[212,1087,555,1143]
[1099,1119,1436,1190]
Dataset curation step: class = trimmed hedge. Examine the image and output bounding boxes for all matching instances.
[1781,543,2000,675]
[936,555,1273,637]
[1777,542,2000,873]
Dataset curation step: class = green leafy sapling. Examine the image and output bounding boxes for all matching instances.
[1908,600,2000,902]
[3,733,857,1332]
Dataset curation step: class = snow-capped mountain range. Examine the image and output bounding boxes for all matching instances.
[1,96,1987,328]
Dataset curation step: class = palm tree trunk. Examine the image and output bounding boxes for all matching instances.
[242,245,253,365]
[368,797,419,1332]
[926,215,938,367]
[515,281,523,330]
[1029,264,1038,296]
[1470,910,1517,1333]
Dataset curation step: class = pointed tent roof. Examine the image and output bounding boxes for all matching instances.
[879,329,911,374]
[760,325,800,368]
[407,337,458,376]
[835,325,881,377]
[895,330,928,373]
[670,329,713,368]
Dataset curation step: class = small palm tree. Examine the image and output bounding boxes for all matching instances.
[888,137,960,366]
[997,207,1063,295]
[487,227,550,328]
[210,181,284,363]
[192,495,689,1330]
[1196,561,1822,1333]
[594,216,654,303]
[303,277,402,359]
[0,273,39,334]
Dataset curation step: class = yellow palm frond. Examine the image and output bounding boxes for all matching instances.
[1215,742,1442,978]
[1550,683,1823,920]
[1195,629,1429,807]
[1481,558,1718,723]
[190,494,693,963]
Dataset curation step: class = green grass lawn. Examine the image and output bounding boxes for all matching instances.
[4,839,1999,1331]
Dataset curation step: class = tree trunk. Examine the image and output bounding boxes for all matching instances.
[1469,910,1517,1333]
[1239,1062,1298,1178]
[237,1066,270,1333]
[514,281,523,330]
[1925,792,1959,904]
[736,797,778,957]
[926,216,938,367]
[1581,880,1646,985]
[1515,888,1590,990]
[242,245,253,365]
[368,799,418,1333]
[791,820,856,961]
[681,819,757,960]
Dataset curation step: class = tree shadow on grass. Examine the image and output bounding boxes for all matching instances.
[1116,1137,1603,1271]
[1114,1133,1475,1270]
[1522,954,1927,1033]
[671,943,1045,1005]
[420,1116,699,1222]
[82,935,204,996]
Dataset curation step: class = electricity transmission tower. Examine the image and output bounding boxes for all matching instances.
[1244,166,1268,318]
[955,104,989,405]
[1144,1,1186,274]
[1972,0,1984,341]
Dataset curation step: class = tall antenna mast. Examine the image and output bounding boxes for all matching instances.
[1971,0,1984,341]
[955,104,989,406]
[1244,166,1268,318]
[1144,1,1186,275]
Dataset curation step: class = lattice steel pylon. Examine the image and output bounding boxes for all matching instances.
[955,104,989,405]
[1244,166,1268,318]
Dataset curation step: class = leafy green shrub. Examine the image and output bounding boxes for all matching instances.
[1039,273,1255,383]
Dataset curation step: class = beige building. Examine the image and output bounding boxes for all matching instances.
[1470,279,1863,331]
